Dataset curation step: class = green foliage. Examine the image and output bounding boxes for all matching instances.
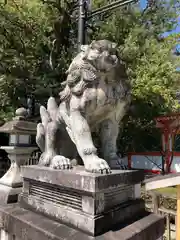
[91,0,180,152]
[0,0,77,119]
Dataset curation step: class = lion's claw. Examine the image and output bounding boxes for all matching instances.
[93,168,111,174]
[38,152,55,166]
[50,155,72,170]
[85,156,111,174]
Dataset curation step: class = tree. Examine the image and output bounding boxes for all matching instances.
[0,0,77,120]
[90,0,180,154]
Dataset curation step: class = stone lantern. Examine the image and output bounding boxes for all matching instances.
[0,107,37,204]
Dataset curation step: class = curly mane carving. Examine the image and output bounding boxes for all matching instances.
[59,39,123,102]
[59,50,98,101]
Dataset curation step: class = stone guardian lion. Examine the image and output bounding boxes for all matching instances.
[36,40,131,173]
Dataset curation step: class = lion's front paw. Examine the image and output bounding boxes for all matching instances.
[84,156,111,174]
[38,152,55,166]
[50,155,72,170]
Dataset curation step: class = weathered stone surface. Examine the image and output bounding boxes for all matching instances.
[0,147,37,188]
[20,196,145,236]
[36,40,131,172]
[0,147,37,204]
[0,204,165,240]
[21,165,144,192]
[19,166,144,235]
[0,185,21,204]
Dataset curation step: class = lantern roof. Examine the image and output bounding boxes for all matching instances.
[0,108,37,134]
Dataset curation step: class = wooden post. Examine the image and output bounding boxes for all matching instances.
[166,214,171,240]
[152,192,159,214]
[176,185,180,240]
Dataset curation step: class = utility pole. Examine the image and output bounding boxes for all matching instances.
[77,0,87,52]
[77,0,137,51]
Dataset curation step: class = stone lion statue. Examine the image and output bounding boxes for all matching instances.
[36,39,131,173]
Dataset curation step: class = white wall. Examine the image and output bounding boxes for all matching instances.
[131,155,162,171]
[130,153,180,173]
[170,156,180,172]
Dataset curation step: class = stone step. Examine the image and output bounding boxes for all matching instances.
[0,204,164,240]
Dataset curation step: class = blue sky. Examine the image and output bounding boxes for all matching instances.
[140,0,180,36]
[139,0,180,70]
[140,0,148,9]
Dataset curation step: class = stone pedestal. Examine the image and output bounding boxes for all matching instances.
[0,165,165,240]
[19,166,145,236]
[0,204,165,240]
[0,146,37,204]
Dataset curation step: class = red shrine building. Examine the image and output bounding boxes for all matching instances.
[128,113,180,174]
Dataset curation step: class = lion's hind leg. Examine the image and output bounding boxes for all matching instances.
[36,97,71,168]
[100,119,128,170]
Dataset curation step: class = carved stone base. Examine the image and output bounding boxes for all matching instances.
[0,185,21,204]
[0,204,165,240]
[19,165,145,236]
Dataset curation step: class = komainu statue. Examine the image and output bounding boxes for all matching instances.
[36,40,131,173]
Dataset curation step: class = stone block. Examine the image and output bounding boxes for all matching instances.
[21,165,144,192]
[19,165,145,236]
[0,204,165,240]
[0,185,21,204]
